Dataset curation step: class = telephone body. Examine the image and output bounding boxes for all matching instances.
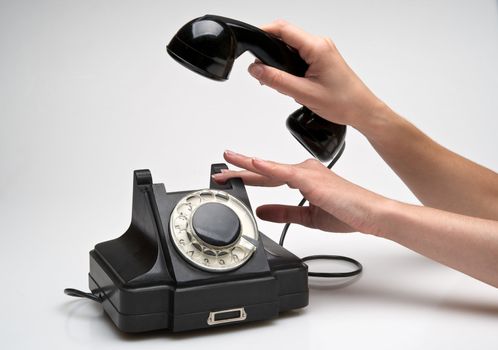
[89,164,308,332]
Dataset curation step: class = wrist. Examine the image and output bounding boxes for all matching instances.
[350,101,399,142]
[365,197,405,239]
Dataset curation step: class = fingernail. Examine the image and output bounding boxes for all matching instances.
[220,169,229,173]
[211,175,226,185]
[248,63,264,79]
[224,150,238,156]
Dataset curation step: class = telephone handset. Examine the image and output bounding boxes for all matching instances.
[167,14,346,162]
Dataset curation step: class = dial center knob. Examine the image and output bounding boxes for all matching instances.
[192,203,241,247]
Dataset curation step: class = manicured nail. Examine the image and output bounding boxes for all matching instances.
[248,63,264,79]
[224,149,238,156]
[211,176,226,185]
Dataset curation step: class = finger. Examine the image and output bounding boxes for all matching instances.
[260,20,317,63]
[223,150,261,173]
[257,204,356,233]
[223,151,313,193]
[248,63,316,104]
[212,169,283,187]
[256,204,312,227]
[251,158,314,195]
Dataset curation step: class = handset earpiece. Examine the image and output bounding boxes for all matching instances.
[167,14,346,162]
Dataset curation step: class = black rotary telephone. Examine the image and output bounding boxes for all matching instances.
[65,15,362,334]
[67,166,310,332]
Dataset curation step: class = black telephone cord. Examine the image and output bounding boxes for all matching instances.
[64,288,102,303]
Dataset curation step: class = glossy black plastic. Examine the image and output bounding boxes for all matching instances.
[88,167,308,332]
[167,15,346,161]
[287,107,346,162]
[192,202,241,246]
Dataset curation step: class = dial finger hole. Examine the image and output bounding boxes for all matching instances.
[177,203,192,216]
[204,249,216,256]
[186,195,201,207]
[231,247,246,261]
[174,216,188,230]
[200,191,214,201]
[215,192,229,201]
[186,231,193,241]
[192,241,203,251]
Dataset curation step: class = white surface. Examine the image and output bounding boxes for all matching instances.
[0,0,497,349]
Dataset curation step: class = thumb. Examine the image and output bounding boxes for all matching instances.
[256,204,312,227]
[248,63,314,104]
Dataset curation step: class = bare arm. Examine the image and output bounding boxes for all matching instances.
[249,20,498,220]
[356,106,498,220]
[380,200,498,286]
[231,20,498,287]
[213,151,498,287]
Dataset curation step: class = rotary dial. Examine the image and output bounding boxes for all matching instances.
[169,190,259,272]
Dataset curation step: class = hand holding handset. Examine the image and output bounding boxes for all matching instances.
[167,14,346,162]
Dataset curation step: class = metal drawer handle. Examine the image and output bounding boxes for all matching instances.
[207,307,247,325]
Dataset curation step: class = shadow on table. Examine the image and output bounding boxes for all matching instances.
[306,253,498,318]
[312,283,498,318]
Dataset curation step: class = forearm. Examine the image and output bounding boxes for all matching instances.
[375,200,498,287]
[354,105,498,220]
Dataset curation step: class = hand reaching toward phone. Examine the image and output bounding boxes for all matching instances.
[213,150,498,288]
[213,150,390,236]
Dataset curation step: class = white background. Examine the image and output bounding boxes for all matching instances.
[0,0,497,349]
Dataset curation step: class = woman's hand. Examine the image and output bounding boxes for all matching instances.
[249,20,386,131]
[252,20,498,221]
[213,150,498,287]
[212,150,391,236]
